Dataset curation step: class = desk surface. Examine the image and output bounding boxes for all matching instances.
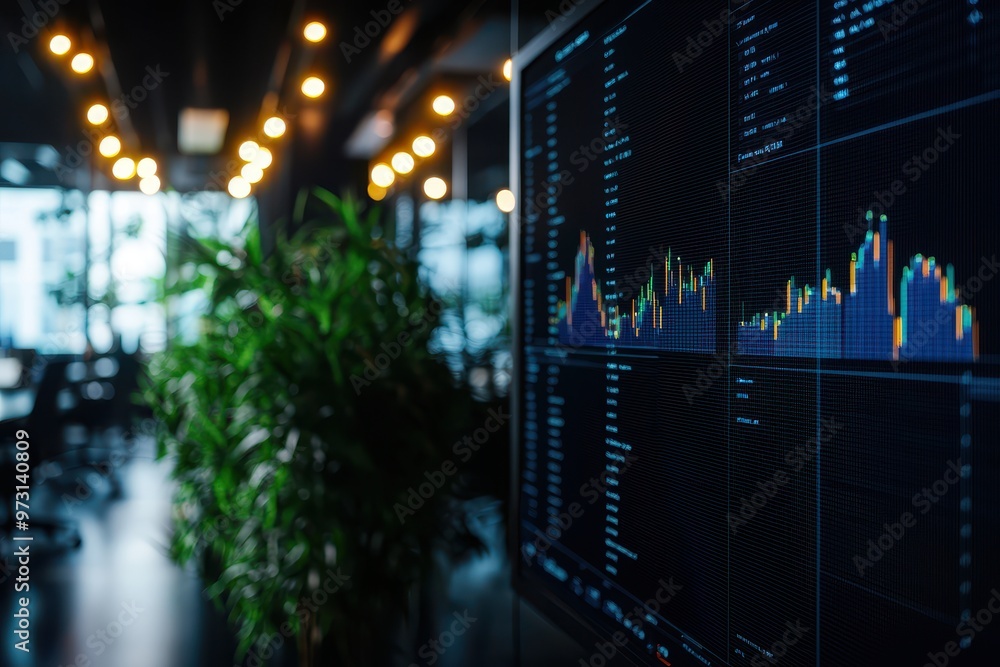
[0,388,34,421]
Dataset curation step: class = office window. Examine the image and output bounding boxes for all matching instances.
[0,187,87,352]
[417,199,510,396]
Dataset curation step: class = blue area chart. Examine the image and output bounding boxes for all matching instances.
[738,212,979,361]
[557,232,717,353]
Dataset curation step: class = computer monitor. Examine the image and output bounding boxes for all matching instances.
[510,1,1000,665]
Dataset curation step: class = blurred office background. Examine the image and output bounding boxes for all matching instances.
[0,1,591,665]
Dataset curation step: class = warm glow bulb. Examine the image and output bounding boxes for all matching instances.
[371,163,395,188]
[87,104,109,125]
[112,157,136,180]
[423,177,447,200]
[303,21,327,43]
[301,76,325,98]
[251,146,273,169]
[136,157,157,179]
[49,35,71,55]
[139,175,160,195]
[98,136,121,158]
[496,189,516,213]
[263,116,286,138]
[412,135,435,158]
[391,152,414,175]
[432,95,455,116]
[71,53,94,74]
[228,176,251,199]
[238,140,259,161]
[241,163,264,184]
[368,182,387,201]
[503,58,513,82]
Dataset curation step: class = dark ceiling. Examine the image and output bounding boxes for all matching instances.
[0,0,554,208]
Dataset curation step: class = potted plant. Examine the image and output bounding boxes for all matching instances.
[142,189,487,666]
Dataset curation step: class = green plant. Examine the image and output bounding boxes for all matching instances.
[142,189,484,666]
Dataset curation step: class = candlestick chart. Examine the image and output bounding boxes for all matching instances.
[557,232,717,352]
[738,212,979,361]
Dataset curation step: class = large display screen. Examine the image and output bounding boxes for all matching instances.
[512,1,1000,664]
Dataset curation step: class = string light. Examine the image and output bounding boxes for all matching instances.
[301,76,325,98]
[71,53,94,74]
[238,140,260,161]
[251,147,273,169]
[263,117,286,138]
[423,177,447,200]
[136,158,157,179]
[391,152,415,175]
[139,175,160,195]
[432,95,455,116]
[87,104,109,125]
[241,164,264,184]
[412,135,436,158]
[303,22,327,43]
[99,136,121,158]
[112,157,136,179]
[228,176,251,198]
[49,35,71,55]
[371,163,395,188]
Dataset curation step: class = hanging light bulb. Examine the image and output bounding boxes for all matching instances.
[263,116,286,138]
[412,135,436,158]
[391,152,415,175]
[371,163,395,188]
[423,177,447,200]
[136,158,157,179]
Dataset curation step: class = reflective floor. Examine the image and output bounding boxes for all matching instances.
[0,436,238,667]
[0,435,584,667]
